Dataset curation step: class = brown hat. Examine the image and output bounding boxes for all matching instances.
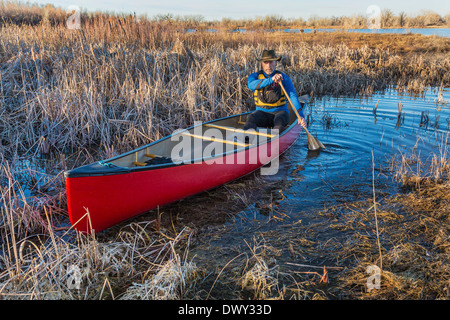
[258,50,281,62]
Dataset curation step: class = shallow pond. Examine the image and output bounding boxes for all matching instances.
[6,87,449,233]
[195,28,450,38]
[2,86,449,298]
[280,88,449,208]
[179,87,450,298]
[284,28,450,38]
[204,87,450,224]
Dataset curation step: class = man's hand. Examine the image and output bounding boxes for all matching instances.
[298,116,307,128]
[272,73,283,83]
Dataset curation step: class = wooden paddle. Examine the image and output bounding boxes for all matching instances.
[279,81,325,151]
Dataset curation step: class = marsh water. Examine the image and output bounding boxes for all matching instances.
[176,87,450,297]
[183,87,450,222]
[276,87,449,209]
[283,28,450,38]
[193,28,450,38]
[19,87,449,230]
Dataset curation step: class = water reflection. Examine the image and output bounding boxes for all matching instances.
[186,28,450,38]
[233,87,450,222]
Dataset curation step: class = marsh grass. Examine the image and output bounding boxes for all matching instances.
[0,152,196,299]
[119,233,199,300]
[0,203,195,299]
[0,18,448,159]
[1,5,450,300]
[333,180,450,299]
[120,257,199,300]
[391,132,449,189]
[239,240,281,299]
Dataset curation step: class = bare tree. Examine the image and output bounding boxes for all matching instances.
[421,10,444,26]
[381,9,395,28]
[398,11,407,27]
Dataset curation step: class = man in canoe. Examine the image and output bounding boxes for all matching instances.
[245,49,307,132]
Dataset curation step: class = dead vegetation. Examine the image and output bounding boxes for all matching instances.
[1,1,449,30]
[335,179,450,299]
[1,4,449,300]
[0,23,248,158]
[186,174,450,300]
[0,16,448,159]
[176,135,450,300]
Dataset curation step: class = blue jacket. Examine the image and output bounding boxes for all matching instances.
[248,70,305,118]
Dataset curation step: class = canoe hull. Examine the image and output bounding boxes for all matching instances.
[66,121,302,233]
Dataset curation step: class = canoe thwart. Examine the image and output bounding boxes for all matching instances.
[238,115,247,125]
[204,123,276,138]
[181,132,250,147]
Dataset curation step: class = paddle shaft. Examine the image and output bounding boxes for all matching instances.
[278,81,325,150]
[278,81,303,125]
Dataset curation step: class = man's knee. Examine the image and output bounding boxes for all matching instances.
[244,111,265,130]
[273,125,284,132]
[244,121,257,131]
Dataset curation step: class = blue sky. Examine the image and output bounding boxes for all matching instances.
[29,0,450,20]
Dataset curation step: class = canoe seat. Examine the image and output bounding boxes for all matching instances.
[133,156,173,167]
[145,156,174,166]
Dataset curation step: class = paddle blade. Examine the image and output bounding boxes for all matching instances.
[305,129,325,151]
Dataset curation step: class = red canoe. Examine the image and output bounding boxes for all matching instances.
[64,95,309,233]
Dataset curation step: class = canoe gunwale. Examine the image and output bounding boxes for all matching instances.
[64,110,300,179]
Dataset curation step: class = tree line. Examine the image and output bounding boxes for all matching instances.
[1,1,449,30]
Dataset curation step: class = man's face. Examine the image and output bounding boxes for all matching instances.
[261,60,277,75]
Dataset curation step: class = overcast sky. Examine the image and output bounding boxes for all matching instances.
[28,0,450,20]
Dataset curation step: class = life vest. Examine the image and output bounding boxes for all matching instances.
[253,70,286,108]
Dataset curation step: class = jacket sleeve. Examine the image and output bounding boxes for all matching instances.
[281,74,305,118]
[248,72,273,91]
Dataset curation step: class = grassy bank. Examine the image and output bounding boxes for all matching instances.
[0,14,449,299]
[2,135,449,299]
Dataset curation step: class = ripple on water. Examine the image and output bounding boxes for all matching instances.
[259,87,450,215]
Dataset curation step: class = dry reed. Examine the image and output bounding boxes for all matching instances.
[1,4,449,300]
[0,17,448,159]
